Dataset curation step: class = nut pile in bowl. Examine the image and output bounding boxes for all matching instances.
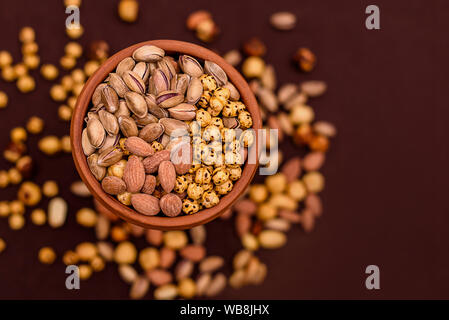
[82,45,254,218]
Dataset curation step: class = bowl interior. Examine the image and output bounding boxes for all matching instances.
[71,40,261,230]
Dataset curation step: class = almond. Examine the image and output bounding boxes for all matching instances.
[125,136,155,157]
[131,193,160,216]
[159,193,182,217]
[281,156,301,183]
[145,229,163,246]
[123,155,145,193]
[179,245,206,262]
[142,150,170,174]
[141,175,156,194]
[101,176,126,195]
[169,141,192,175]
[146,269,173,287]
[158,161,176,193]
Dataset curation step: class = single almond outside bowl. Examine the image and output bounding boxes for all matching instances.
[70,40,261,230]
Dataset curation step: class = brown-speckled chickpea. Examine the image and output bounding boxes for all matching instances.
[196,109,212,127]
[174,175,189,193]
[117,192,132,206]
[224,151,243,165]
[201,182,214,192]
[187,183,204,200]
[239,129,255,147]
[238,111,253,129]
[221,128,236,143]
[107,159,127,178]
[119,138,130,156]
[213,87,230,100]
[151,141,164,152]
[201,190,219,208]
[195,167,211,184]
[197,90,212,108]
[212,167,229,185]
[182,199,200,214]
[188,163,201,174]
[209,96,225,115]
[203,125,221,142]
[210,117,223,129]
[215,180,233,195]
[227,165,242,181]
[235,101,246,113]
[199,74,217,91]
[222,101,239,117]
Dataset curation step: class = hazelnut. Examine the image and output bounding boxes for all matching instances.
[66,24,84,39]
[8,168,22,184]
[16,156,33,178]
[50,85,67,101]
[62,250,79,265]
[0,201,10,217]
[17,75,35,93]
[60,55,76,70]
[31,208,46,225]
[242,56,265,78]
[19,27,35,43]
[242,37,266,57]
[23,54,40,69]
[118,0,139,23]
[9,214,25,230]
[3,141,26,163]
[9,200,25,215]
[88,40,109,61]
[0,171,9,188]
[186,10,212,30]
[293,47,317,72]
[79,265,93,280]
[42,180,59,197]
[0,91,8,108]
[65,42,83,58]
[0,50,13,68]
[10,127,27,143]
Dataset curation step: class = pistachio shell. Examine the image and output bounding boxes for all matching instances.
[118,116,139,137]
[204,61,228,86]
[132,113,158,127]
[98,110,119,136]
[132,62,150,83]
[178,55,203,77]
[87,118,106,148]
[173,74,190,95]
[93,83,107,106]
[159,118,189,136]
[88,153,106,181]
[156,90,184,109]
[150,69,170,96]
[97,146,123,167]
[223,82,240,101]
[116,57,136,76]
[168,103,197,121]
[101,85,119,113]
[124,91,148,118]
[122,70,146,94]
[108,73,129,98]
[186,77,203,104]
[98,134,119,153]
[114,100,131,118]
[132,45,165,62]
[139,123,165,142]
[82,128,95,156]
[145,94,168,118]
[157,56,176,80]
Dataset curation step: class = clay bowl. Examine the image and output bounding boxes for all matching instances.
[71,40,261,230]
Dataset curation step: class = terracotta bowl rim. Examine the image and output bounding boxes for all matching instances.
[70,39,261,230]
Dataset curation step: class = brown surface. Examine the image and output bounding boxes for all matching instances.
[71,40,261,230]
[0,0,448,299]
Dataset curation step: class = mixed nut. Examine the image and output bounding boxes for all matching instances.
[0,5,337,301]
[82,45,254,217]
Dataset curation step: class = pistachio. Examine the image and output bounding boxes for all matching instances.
[145,94,168,118]
[223,117,239,129]
[124,91,148,118]
[86,118,106,148]
[97,146,123,167]
[257,87,278,112]
[204,60,227,86]
[87,153,106,180]
[98,134,119,153]
[92,83,107,106]
[132,113,158,127]
[178,55,203,77]
[173,74,190,95]
[118,116,139,137]
[157,56,176,80]
[132,45,165,62]
[82,128,95,156]
[122,70,146,94]
[150,69,170,95]
[101,85,120,113]
[98,110,119,136]
[108,73,129,97]
[159,118,189,136]
[156,90,184,109]
[270,11,297,31]
[116,57,136,76]
[132,61,150,83]
[115,100,131,118]
[186,77,203,104]
[138,123,164,142]
[277,83,298,104]
[223,82,240,101]
[168,103,197,121]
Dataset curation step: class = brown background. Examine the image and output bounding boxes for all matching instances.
[0,0,448,299]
